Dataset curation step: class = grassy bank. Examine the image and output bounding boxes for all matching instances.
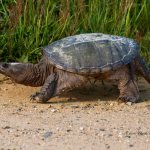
[0,0,150,62]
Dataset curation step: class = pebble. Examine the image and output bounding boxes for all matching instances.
[100,128,105,131]
[71,105,79,108]
[79,127,84,131]
[2,88,8,91]
[43,131,53,139]
[32,105,37,108]
[129,144,134,147]
[51,109,57,113]
[126,102,132,106]
[2,126,11,129]
[48,105,52,108]
[2,104,9,108]
[16,107,22,112]
[39,110,44,113]
[105,144,110,149]
[66,129,72,132]
[109,103,114,106]
[118,132,123,138]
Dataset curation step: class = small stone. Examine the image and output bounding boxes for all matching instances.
[67,129,72,132]
[48,105,52,108]
[105,144,110,149]
[39,110,44,113]
[2,126,11,129]
[109,103,114,106]
[100,128,105,131]
[43,131,53,139]
[129,144,134,147]
[71,105,79,108]
[37,128,41,131]
[108,134,113,137]
[118,132,123,138]
[56,127,60,131]
[79,127,84,131]
[126,102,133,106]
[16,107,22,112]
[32,105,37,108]
[3,88,8,91]
[51,109,57,113]
[2,104,9,107]
[125,135,131,138]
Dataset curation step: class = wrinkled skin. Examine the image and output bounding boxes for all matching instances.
[0,55,150,103]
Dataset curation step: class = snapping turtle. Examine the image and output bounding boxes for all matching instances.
[0,33,150,103]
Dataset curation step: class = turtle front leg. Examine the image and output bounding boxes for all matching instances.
[30,73,58,103]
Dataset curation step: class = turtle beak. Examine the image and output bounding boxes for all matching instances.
[0,62,9,74]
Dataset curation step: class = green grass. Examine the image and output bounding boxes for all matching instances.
[0,0,150,62]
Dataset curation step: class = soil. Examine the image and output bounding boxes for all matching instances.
[0,74,150,150]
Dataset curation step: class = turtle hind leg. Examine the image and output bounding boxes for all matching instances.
[118,79,139,103]
[108,65,139,103]
[30,73,58,103]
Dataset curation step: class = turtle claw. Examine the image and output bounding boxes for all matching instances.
[118,96,136,104]
[30,92,44,103]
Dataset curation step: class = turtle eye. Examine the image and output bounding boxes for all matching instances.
[2,63,9,68]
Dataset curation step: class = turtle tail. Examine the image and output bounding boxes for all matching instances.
[134,55,150,83]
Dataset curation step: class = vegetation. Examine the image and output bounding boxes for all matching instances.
[0,0,150,62]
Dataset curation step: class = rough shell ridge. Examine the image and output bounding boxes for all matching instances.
[43,33,140,74]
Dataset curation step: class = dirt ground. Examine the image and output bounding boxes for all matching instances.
[0,74,150,150]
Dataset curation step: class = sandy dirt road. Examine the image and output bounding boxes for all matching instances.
[0,74,150,150]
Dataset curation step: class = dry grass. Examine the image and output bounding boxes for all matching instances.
[8,0,23,28]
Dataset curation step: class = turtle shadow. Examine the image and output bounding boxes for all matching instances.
[48,82,120,104]
[47,79,150,104]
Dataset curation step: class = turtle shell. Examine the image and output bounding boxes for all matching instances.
[43,33,140,74]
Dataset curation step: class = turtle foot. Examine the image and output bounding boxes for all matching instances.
[30,92,47,103]
[118,95,138,104]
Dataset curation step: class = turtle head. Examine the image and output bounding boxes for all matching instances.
[0,62,38,85]
[0,61,52,86]
[0,62,30,83]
